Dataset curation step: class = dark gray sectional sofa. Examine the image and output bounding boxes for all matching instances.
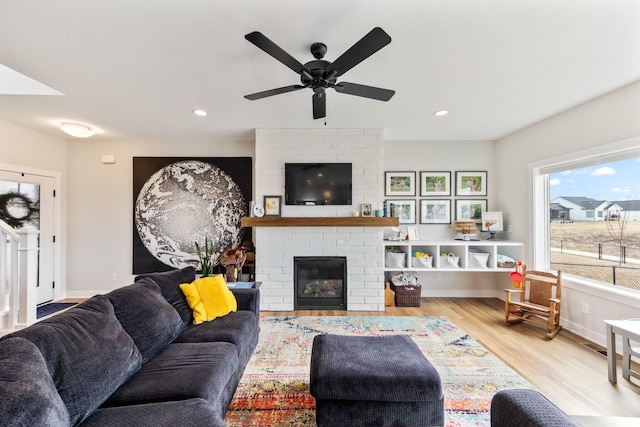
[0,266,260,427]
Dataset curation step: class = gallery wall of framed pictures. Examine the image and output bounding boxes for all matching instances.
[384,170,488,225]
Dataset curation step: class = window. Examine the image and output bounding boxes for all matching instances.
[538,149,640,292]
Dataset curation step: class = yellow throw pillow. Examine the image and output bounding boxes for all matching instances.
[179,275,237,324]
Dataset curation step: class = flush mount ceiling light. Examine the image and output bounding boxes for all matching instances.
[58,122,96,138]
[193,109,207,116]
[434,109,449,117]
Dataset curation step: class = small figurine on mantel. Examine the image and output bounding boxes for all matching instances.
[219,247,247,283]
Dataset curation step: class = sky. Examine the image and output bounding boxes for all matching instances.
[549,157,640,201]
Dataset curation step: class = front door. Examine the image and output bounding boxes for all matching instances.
[0,170,55,304]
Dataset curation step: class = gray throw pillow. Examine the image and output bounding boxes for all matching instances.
[107,278,184,362]
[135,266,196,325]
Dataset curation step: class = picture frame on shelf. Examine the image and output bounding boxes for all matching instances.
[481,211,503,232]
[420,199,451,224]
[387,199,416,224]
[406,226,419,241]
[481,211,503,240]
[263,195,282,217]
[385,171,416,197]
[361,203,372,217]
[455,171,487,196]
[420,171,451,196]
[455,199,487,222]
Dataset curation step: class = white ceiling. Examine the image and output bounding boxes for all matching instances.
[1,0,639,142]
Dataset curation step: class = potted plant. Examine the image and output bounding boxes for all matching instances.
[195,237,215,277]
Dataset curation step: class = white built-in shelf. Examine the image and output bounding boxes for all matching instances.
[384,240,523,272]
[242,217,398,227]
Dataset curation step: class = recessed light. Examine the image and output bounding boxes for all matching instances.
[434,109,449,117]
[193,109,207,117]
[58,122,96,138]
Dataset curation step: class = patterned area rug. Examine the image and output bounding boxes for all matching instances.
[226,316,532,427]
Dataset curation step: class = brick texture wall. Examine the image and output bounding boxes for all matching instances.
[254,128,385,311]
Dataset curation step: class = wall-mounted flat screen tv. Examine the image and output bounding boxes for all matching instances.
[285,163,352,205]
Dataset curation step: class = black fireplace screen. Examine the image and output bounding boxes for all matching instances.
[294,256,347,310]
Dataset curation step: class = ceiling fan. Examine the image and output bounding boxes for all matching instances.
[244,27,395,120]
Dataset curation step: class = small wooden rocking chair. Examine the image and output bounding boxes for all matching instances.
[505,266,562,339]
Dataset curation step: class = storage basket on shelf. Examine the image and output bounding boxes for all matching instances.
[411,251,433,268]
[439,253,460,268]
[496,254,516,268]
[468,250,490,268]
[385,250,405,268]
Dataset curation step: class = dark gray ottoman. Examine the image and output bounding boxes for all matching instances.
[310,334,444,427]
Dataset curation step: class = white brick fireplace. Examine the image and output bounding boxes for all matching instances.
[253,128,386,311]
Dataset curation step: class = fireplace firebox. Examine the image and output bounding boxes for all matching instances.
[294,256,347,310]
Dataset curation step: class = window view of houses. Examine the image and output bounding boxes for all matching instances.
[548,157,640,291]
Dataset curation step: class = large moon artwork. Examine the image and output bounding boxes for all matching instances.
[133,158,251,273]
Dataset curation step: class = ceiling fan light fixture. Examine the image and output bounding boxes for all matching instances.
[434,109,449,117]
[58,122,96,138]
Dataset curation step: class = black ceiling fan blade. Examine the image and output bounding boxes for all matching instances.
[334,82,395,101]
[326,27,391,78]
[312,92,326,119]
[245,85,306,100]
[245,31,311,78]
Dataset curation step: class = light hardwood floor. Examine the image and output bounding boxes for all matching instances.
[262,297,640,418]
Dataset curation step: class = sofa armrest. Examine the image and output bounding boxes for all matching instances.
[490,389,578,427]
[231,288,260,316]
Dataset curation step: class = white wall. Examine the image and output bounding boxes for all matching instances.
[496,79,640,346]
[383,140,506,296]
[65,139,254,297]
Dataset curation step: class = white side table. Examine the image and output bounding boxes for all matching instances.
[604,319,640,383]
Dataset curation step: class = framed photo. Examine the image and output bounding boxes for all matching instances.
[387,199,416,224]
[481,211,504,232]
[385,171,416,196]
[455,171,487,196]
[455,199,487,223]
[407,226,419,241]
[263,195,282,217]
[361,203,372,217]
[420,171,451,196]
[420,199,451,224]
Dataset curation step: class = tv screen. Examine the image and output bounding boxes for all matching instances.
[285,163,352,205]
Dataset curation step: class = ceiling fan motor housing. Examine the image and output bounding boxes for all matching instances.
[300,60,336,91]
[310,42,327,59]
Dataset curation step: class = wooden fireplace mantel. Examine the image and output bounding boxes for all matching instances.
[241,217,399,227]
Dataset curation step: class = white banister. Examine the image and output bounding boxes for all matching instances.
[0,221,39,332]
[18,227,39,327]
[0,220,20,331]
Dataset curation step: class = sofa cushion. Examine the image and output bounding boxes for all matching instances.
[107,278,183,362]
[104,342,239,414]
[175,310,259,362]
[80,398,227,427]
[135,266,196,326]
[180,275,237,324]
[7,295,142,426]
[0,337,70,426]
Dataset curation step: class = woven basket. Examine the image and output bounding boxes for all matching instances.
[392,284,421,307]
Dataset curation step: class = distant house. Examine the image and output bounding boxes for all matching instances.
[550,196,625,222]
[612,200,640,221]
